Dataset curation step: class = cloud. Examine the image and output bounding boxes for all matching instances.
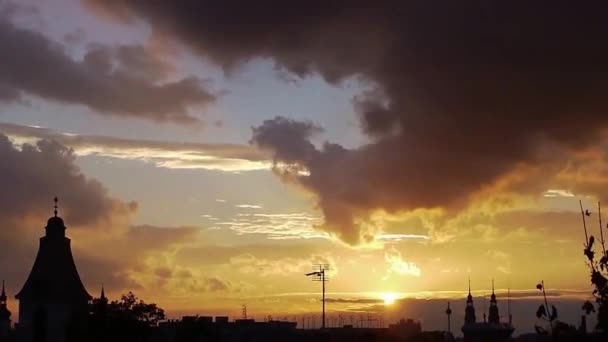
[229,253,336,277]
[0,132,204,304]
[0,8,216,123]
[384,247,421,277]
[234,204,263,209]
[87,1,608,244]
[202,277,230,292]
[325,298,383,304]
[543,189,575,198]
[0,122,270,172]
[217,212,326,240]
[0,132,132,225]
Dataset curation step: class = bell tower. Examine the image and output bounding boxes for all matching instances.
[16,197,91,342]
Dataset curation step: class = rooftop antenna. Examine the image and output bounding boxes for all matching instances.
[242,304,247,319]
[306,264,329,329]
[53,196,58,217]
[507,287,512,324]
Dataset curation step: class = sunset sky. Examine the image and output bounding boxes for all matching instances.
[1,0,607,334]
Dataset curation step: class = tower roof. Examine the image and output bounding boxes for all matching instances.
[46,196,66,238]
[0,280,10,321]
[16,197,91,302]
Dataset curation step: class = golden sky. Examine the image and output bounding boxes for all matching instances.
[1,0,607,334]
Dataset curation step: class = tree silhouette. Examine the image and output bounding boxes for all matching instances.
[109,292,165,326]
[579,201,608,331]
[87,292,165,341]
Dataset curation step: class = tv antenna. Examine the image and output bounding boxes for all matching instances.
[306,264,330,329]
[242,304,247,319]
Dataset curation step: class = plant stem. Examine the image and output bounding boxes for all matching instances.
[581,200,589,247]
[541,281,553,332]
[599,202,606,255]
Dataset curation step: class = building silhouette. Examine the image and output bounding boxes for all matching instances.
[461,281,514,342]
[15,198,91,342]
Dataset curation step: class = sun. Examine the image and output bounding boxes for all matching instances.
[382,292,398,305]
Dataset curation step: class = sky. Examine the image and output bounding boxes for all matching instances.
[1,0,608,335]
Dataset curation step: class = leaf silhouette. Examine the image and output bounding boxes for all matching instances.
[582,300,595,314]
[550,305,558,321]
[536,305,546,318]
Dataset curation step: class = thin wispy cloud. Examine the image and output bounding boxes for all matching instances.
[0,122,270,172]
[234,204,263,209]
[218,212,327,240]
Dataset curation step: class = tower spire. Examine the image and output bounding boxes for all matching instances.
[100,283,106,300]
[0,280,6,302]
[464,278,476,324]
[54,196,58,217]
[488,279,500,324]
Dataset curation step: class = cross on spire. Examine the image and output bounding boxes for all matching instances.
[54,196,58,217]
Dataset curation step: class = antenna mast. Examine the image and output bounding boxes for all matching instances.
[242,304,247,319]
[305,264,330,329]
[507,288,512,324]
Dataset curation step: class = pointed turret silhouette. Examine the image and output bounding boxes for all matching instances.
[0,280,11,337]
[464,278,476,324]
[15,197,91,342]
[488,280,500,324]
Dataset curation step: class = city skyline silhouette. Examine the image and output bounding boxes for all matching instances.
[2,0,608,341]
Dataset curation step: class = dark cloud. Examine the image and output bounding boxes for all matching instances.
[0,10,216,123]
[0,133,127,225]
[202,277,230,292]
[0,133,199,300]
[325,298,383,304]
[88,1,608,244]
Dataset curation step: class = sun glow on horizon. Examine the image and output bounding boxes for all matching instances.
[382,292,399,305]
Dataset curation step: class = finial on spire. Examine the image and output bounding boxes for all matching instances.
[492,279,495,294]
[54,196,58,217]
[468,277,471,295]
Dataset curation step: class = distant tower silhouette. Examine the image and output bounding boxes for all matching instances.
[96,284,108,315]
[15,197,91,342]
[445,301,452,333]
[0,280,11,337]
[488,280,500,324]
[464,278,476,324]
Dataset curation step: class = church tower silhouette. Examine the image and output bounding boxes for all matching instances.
[488,280,500,324]
[15,197,91,342]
